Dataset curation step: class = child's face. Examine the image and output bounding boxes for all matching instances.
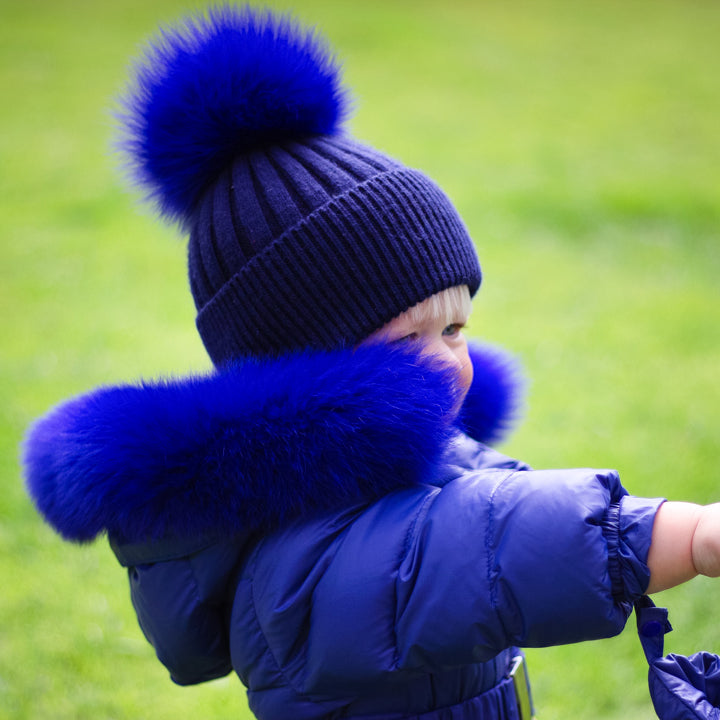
[365,289,474,402]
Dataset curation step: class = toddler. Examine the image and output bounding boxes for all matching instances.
[23,6,720,720]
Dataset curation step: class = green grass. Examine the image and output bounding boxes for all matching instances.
[2,0,719,718]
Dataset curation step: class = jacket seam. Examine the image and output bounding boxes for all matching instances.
[247,540,304,695]
[164,556,209,684]
[393,487,443,669]
[246,534,353,703]
[486,471,519,614]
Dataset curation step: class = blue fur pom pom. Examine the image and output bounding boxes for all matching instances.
[117,5,349,223]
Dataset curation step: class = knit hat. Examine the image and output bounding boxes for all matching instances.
[118,6,481,364]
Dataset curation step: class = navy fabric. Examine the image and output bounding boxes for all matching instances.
[117,7,482,365]
[124,434,661,718]
[637,598,720,719]
[193,162,482,363]
[24,342,664,719]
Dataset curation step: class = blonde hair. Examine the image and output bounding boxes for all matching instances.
[402,285,472,326]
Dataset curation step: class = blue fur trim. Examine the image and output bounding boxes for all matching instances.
[116,5,350,223]
[459,343,525,445]
[23,342,523,545]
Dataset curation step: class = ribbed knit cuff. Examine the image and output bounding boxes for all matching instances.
[197,167,481,363]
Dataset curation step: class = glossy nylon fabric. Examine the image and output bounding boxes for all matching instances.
[25,340,664,719]
[637,598,720,719]
[126,436,663,720]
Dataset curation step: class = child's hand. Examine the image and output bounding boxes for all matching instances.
[648,501,720,594]
[692,503,720,579]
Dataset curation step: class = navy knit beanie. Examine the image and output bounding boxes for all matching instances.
[118,6,481,364]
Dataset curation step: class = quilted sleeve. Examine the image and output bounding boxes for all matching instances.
[119,540,243,685]
[253,467,664,692]
[393,468,664,666]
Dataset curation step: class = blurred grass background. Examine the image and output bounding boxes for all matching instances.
[1,0,718,718]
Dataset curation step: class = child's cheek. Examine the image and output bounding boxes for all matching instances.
[452,343,473,408]
[463,354,474,389]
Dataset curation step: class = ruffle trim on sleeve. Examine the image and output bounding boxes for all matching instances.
[603,496,665,603]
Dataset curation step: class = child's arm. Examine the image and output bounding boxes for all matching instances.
[647,501,720,593]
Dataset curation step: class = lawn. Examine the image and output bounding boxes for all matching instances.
[2,0,719,718]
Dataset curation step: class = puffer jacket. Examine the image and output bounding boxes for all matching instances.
[23,342,664,719]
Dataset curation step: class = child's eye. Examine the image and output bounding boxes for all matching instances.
[393,332,419,344]
[442,323,465,337]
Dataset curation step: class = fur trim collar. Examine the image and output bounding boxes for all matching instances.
[23,342,523,545]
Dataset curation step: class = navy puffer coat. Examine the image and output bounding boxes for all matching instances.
[24,343,663,719]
